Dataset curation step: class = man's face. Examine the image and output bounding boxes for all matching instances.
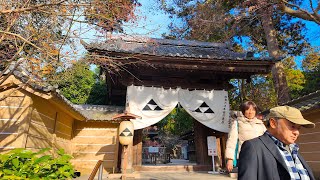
[271,118,301,145]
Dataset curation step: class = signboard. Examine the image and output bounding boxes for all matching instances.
[207,136,217,156]
[207,136,218,174]
[148,146,159,153]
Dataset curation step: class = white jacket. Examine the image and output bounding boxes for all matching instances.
[225,115,266,160]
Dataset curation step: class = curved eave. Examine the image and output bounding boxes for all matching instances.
[90,51,276,74]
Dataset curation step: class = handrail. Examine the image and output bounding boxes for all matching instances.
[88,160,103,180]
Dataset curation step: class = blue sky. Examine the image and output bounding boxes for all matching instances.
[121,0,320,69]
[70,0,319,70]
[123,0,320,46]
[123,0,173,38]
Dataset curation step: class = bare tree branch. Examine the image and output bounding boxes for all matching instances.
[0,0,67,14]
[278,0,320,25]
[0,56,25,85]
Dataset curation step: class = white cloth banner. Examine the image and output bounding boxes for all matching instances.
[126,86,178,130]
[126,85,230,132]
[178,89,230,132]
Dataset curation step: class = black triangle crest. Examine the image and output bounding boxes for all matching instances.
[143,105,152,110]
[154,106,163,110]
[119,132,125,136]
[195,108,201,112]
[200,102,209,107]
[148,99,157,105]
[204,108,214,113]
[123,128,131,132]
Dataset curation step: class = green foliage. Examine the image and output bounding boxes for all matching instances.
[229,75,277,111]
[303,52,320,71]
[54,62,95,104]
[229,54,319,103]
[285,68,306,99]
[155,108,193,153]
[86,81,108,105]
[158,107,194,135]
[52,61,107,105]
[302,52,320,94]
[282,57,306,99]
[0,148,75,179]
[280,54,320,97]
[303,67,320,94]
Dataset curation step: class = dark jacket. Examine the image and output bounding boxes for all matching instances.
[238,132,315,180]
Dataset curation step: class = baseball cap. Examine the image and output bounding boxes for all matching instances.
[268,106,315,128]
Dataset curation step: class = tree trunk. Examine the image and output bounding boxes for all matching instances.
[257,0,290,104]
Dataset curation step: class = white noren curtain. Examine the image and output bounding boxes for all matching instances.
[126,85,230,132]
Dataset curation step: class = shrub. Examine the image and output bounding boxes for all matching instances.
[0,148,75,179]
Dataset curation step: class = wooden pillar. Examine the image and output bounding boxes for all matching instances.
[194,120,211,165]
[121,143,133,173]
[194,119,228,169]
[213,132,227,170]
[215,137,222,169]
[220,133,228,168]
[133,129,143,166]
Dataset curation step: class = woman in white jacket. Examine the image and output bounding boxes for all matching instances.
[225,101,266,172]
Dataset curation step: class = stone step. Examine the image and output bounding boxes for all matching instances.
[134,164,211,172]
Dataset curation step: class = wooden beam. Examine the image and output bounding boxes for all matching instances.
[94,53,274,74]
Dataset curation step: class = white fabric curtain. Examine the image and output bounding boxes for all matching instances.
[178,89,230,132]
[126,85,179,130]
[126,85,230,132]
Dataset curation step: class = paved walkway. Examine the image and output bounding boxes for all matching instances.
[76,171,233,180]
[132,171,233,180]
[75,159,234,180]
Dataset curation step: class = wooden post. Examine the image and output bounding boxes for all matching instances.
[133,129,143,166]
[122,145,127,180]
[220,133,228,168]
[194,120,209,165]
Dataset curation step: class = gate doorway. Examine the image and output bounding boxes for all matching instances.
[132,106,228,171]
[141,106,193,166]
[85,36,277,172]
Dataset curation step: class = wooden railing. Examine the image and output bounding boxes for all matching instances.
[88,160,104,180]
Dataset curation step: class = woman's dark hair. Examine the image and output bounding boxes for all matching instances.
[240,101,258,115]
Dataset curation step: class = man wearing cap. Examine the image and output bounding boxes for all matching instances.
[238,106,315,180]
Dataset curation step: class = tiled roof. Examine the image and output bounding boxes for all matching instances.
[2,61,127,121]
[284,90,320,112]
[3,60,56,92]
[2,61,87,119]
[73,104,124,121]
[83,35,277,61]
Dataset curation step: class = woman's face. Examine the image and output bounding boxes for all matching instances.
[244,105,256,119]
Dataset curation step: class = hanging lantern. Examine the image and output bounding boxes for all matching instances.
[119,121,134,145]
